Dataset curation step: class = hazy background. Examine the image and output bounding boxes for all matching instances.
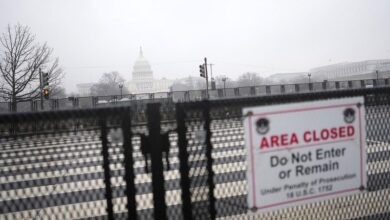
[1,0,389,93]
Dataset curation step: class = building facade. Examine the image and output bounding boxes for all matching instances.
[128,48,173,94]
[310,59,390,81]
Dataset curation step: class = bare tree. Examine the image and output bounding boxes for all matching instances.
[236,72,265,87]
[91,71,128,96]
[51,86,67,99]
[0,24,63,111]
[170,76,206,91]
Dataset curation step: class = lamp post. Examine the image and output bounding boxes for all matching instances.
[308,73,312,84]
[221,76,227,96]
[119,83,123,99]
[376,70,379,81]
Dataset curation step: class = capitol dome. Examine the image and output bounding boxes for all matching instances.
[128,47,173,94]
[132,47,153,82]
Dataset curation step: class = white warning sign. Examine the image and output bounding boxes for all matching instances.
[243,97,366,213]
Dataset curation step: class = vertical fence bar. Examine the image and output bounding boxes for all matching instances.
[203,101,216,220]
[295,84,300,93]
[100,114,114,220]
[176,103,193,220]
[147,103,167,220]
[121,108,137,220]
[265,86,271,94]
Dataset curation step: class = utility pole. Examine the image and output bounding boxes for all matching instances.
[205,58,209,99]
[209,63,214,80]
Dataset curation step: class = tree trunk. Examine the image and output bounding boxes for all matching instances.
[11,96,17,112]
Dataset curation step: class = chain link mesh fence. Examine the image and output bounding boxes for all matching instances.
[1,87,390,219]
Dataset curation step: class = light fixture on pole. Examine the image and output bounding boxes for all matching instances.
[221,76,227,96]
[376,70,379,81]
[119,83,123,99]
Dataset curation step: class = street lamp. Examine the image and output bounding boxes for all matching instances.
[119,83,123,99]
[222,76,227,96]
[308,73,312,84]
[376,70,379,81]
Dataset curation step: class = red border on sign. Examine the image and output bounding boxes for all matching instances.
[247,102,364,210]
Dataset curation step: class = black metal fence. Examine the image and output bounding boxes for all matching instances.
[1,87,390,219]
[1,78,390,113]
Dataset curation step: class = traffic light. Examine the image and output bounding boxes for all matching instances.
[42,88,49,99]
[42,72,49,86]
[199,64,205,78]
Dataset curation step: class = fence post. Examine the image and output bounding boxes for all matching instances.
[234,88,240,96]
[176,104,193,220]
[100,114,114,220]
[348,81,353,89]
[217,89,224,97]
[373,79,378,87]
[147,103,167,220]
[360,80,365,88]
[30,100,34,112]
[322,81,327,90]
[265,86,271,94]
[203,101,216,220]
[295,84,300,93]
[250,87,256,96]
[92,97,98,107]
[121,108,137,220]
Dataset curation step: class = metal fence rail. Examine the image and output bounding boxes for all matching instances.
[1,87,390,219]
[1,78,390,113]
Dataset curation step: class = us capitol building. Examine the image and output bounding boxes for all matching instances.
[127,48,173,94]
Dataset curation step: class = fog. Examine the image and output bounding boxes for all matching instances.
[1,0,389,93]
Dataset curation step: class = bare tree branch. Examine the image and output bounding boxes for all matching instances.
[0,24,64,110]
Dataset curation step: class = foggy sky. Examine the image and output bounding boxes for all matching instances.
[1,0,389,93]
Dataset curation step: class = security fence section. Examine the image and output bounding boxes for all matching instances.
[1,78,390,113]
[1,87,390,219]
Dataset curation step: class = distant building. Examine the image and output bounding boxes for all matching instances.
[310,59,390,81]
[128,48,173,94]
[266,72,308,84]
[76,83,94,96]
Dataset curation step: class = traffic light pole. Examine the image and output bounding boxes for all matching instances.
[39,68,44,110]
[204,57,209,99]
